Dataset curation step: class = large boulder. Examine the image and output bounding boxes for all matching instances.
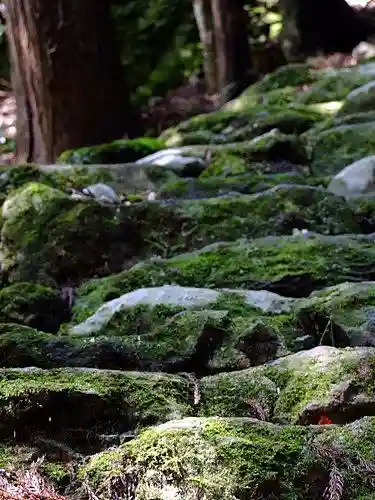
[328,155,375,198]
[80,415,375,499]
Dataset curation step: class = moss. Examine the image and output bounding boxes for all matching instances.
[255,63,318,92]
[0,183,139,285]
[198,132,308,179]
[0,368,193,439]
[0,323,146,370]
[71,289,295,372]
[80,416,375,499]
[296,281,375,342]
[159,171,329,199]
[57,137,165,165]
[302,110,375,146]
[74,235,375,319]
[0,164,59,193]
[262,346,375,423]
[199,371,278,418]
[0,282,69,332]
[309,122,375,175]
[177,185,360,246]
[296,71,374,105]
[165,107,322,147]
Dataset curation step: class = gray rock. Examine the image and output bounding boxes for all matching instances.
[82,183,119,203]
[71,285,294,336]
[328,155,375,197]
[136,148,206,176]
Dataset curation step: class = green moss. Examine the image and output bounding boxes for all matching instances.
[296,281,375,342]
[57,137,165,164]
[199,132,308,179]
[159,171,329,199]
[262,347,375,423]
[74,235,375,319]
[80,416,375,499]
[297,71,374,105]
[177,185,360,246]
[199,371,278,418]
[0,183,136,284]
[0,164,59,193]
[255,63,317,92]
[0,368,193,438]
[309,122,375,175]
[0,282,68,332]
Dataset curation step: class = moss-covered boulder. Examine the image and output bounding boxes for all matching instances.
[201,345,375,425]
[296,68,374,105]
[302,110,375,146]
[309,122,375,175]
[176,185,361,244]
[80,415,375,500]
[0,323,144,370]
[158,170,328,199]
[339,80,375,116]
[68,285,297,372]
[0,282,69,333]
[0,367,193,443]
[163,107,323,147]
[57,137,165,165]
[74,234,375,318]
[295,281,375,347]
[0,183,139,285]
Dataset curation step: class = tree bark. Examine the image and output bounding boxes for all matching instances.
[4,0,141,164]
[211,0,256,104]
[279,0,375,60]
[192,0,217,93]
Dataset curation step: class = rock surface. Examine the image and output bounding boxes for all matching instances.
[2,60,375,499]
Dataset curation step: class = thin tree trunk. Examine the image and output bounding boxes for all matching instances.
[4,0,141,164]
[211,0,256,103]
[192,0,217,93]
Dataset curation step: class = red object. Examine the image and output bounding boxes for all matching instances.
[318,415,333,425]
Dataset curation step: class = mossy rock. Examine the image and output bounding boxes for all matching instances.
[0,367,193,442]
[0,323,144,370]
[159,171,331,199]
[196,132,308,178]
[74,234,375,317]
[339,80,375,116]
[295,281,375,347]
[309,122,375,175]
[302,110,375,145]
[175,185,361,246]
[0,183,139,285]
[158,171,313,199]
[69,286,297,372]
[0,164,59,194]
[57,137,165,165]
[79,415,375,499]
[3,181,361,286]
[0,282,69,333]
[256,63,318,92]
[200,345,375,425]
[164,106,322,147]
[296,70,374,105]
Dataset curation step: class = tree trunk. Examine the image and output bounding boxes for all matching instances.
[211,0,256,104]
[4,0,141,164]
[192,0,217,94]
[279,0,375,60]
